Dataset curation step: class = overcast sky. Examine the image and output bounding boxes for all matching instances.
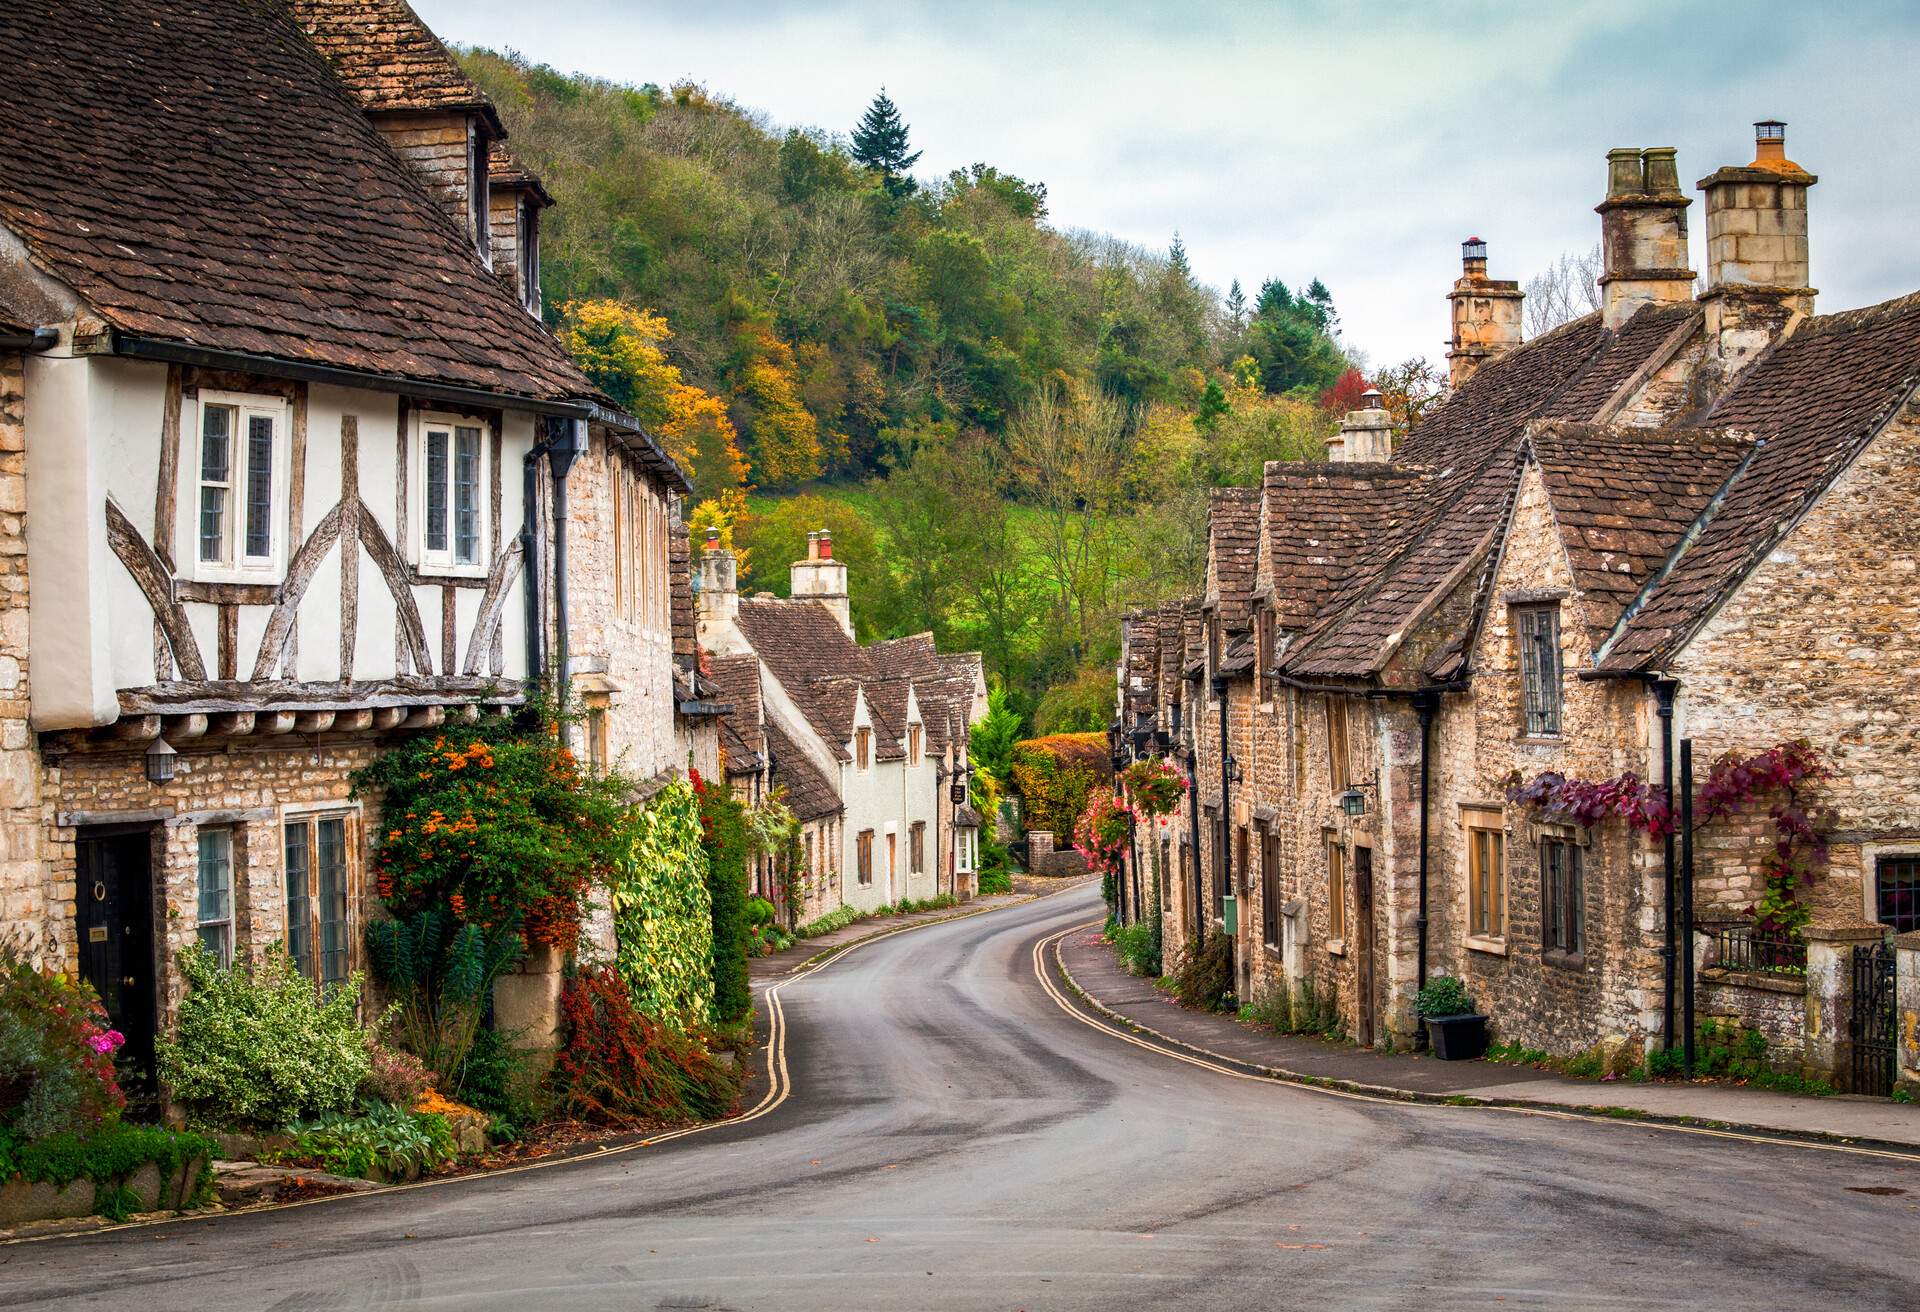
[417,0,1920,368]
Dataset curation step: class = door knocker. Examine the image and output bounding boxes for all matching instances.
[93,880,108,902]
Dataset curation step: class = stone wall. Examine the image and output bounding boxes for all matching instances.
[0,350,48,965]
[374,113,475,242]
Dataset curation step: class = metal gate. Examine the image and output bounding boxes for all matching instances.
[1850,941,1895,1097]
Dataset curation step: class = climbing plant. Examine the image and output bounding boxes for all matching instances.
[611,778,715,1028]
[693,771,752,1027]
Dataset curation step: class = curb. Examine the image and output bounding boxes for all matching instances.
[766,877,1097,976]
[1047,923,1920,1163]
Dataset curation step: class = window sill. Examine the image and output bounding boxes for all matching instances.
[1515,734,1564,747]
[1466,935,1508,957]
[176,562,286,589]
[1543,949,1586,971]
[1326,938,1346,957]
[413,559,491,582]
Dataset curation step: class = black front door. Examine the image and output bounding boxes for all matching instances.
[77,831,158,1097]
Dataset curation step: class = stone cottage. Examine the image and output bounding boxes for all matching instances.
[1127,122,1920,1092]
[0,0,694,1074]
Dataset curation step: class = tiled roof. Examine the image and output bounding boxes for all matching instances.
[488,141,552,205]
[1181,598,1205,677]
[291,0,499,128]
[0,0,592,401]
[705,654,764,773]
[1206,487,1261,633]
[736,599,865,760]
[1156,600,1186,705]
[1537,303,1701,423]
[1601,291,1920,669]
[1396,313,1608,472]
[766,722,842,821]
[669,520,697,672]
[1530,423,1753,645]
[1262,462,1430,632]
[1122,611,1159,719]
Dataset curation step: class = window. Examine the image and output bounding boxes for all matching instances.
[855,727,872,771]
[611,460,667,627]
[1877,856,1920,933]
[857,830,874,885]
[586,707,608,776]
[1326,697,1351,795]
[1327,839,1347,942]
[469,122,491,266]
[1516,605,1563,736]
[1542,835,1583,958]
[191,393,285,578]
[417,415,487,573]
[887,831,898,882]
[517,196,541,315]
[285,814,353,987]
[196,829,234,967]
[910,821,926,874]
[908,724,922,766]
[1465,812,1506,942]
[1260,823,1282,949]
[1207,809,1224,919]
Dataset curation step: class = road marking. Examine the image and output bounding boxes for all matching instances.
[1032,921,1920,1166]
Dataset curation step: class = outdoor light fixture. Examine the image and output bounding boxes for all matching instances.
[144,736,177,785]
[1225,755,1241,785]
[1339,787,1367,818]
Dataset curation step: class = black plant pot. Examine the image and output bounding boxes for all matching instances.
[1424,1013,1489,1061]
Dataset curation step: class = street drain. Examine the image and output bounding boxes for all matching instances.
[1845,1185,1908,1196]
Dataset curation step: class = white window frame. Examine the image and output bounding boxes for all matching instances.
[178,390,290,584]
[196,827,235,967]
[412,412,491,578]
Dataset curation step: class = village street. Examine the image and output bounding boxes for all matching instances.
[3,885,1916,1311]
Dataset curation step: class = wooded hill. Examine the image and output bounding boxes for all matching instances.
[459,50,1438,728]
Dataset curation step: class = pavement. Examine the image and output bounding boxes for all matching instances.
[1059,916,1920,1151]
[4,880,1918,1310]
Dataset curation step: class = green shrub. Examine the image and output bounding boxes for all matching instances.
[1,944,125,1140]
[279,1103,458,1181]
[1242,980,1342,1038]
[745,897,777,928]
[977,869,1012,895]
[363,908,521,1088]
[0,1121,217,1219]
[1414,975,1476,1019]
[157,944,371,1128]
[1110,919,1160,978]
[612,778,715,1027]
[696,775,753,1026]
[456,1026,544,1140]
[1168,933,1233,1012]
[795,905,861,939]
[1009,734,1110,840]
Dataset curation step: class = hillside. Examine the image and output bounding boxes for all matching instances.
[457,50,1438,725]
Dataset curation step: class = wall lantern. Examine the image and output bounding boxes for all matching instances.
[1339,787,1367,818]
[1225,755,1241,785]
[145,736,178,785]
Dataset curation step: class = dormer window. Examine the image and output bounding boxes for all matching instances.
[517,195,541,316]
[908,723,922,766]
[468,121,491,268]
[856,727,871,771]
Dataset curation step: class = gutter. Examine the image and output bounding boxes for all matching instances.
[0,327,58,353]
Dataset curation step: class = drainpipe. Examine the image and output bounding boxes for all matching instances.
[1414,689,1437,995]
[520,443,549,681]
[1680,737,1697,1074]
[0,327,58,353]
[1655,680,1678,1051]
[1182,710,1204,947]
[1213,675,1232,938]
[546,418,589,693]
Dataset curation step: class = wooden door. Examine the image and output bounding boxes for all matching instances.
[1353,844,1376,1048]
[77,831,158,1095]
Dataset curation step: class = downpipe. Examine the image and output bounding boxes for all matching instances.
[1656,681,1678,1051]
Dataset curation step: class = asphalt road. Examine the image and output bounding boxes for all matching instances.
[6,882,1919,1311]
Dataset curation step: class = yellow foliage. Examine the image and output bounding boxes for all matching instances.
[731,320,823,487]
[688,487,752,579]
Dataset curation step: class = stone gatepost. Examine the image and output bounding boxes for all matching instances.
[1802,922,1888,1088]
[492,943,567,1072]
[1896,932,1920,1098]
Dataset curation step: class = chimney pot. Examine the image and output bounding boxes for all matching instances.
[818,530,834,560]
[705,526,719,547]
[1360,388,1383,408]
[1642,147,1681,197]
[806,530,819,561]
[1461,236,1487,271]
[1606,147,1645,198]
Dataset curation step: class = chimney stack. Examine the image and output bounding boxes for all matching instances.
[790,526,852,637]
[1329,388,1393,462]
[1446,237,1524,389]
[1597,146,1695,329]
[1697,120,1816,382]
[695,525,744,650]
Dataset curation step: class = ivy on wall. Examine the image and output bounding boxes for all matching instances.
[611,779,715,1028]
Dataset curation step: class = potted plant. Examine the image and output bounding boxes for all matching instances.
[1415,976,1488,1061]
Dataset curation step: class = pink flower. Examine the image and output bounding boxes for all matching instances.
[87,1029,124,1054]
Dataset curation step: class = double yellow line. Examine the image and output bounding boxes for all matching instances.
[1033,921,1920,1166]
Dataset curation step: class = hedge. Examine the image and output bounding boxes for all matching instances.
[1009,733,1112,840]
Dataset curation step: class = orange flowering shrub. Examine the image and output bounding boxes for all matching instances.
[353,711,633,950]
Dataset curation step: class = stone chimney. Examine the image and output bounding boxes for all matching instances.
[696,526,738,627]
[1328,389,1393,462]
[789,528,852,637]
[1697,120,1816,382]
[1446,238,1524,389]
[1597,146,1695,329]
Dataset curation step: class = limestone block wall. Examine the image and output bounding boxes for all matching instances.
[0,351,49,965]
[374,113,478,246]
[1671,404,1920,931]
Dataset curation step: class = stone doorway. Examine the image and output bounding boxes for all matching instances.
[76,827,159,1099]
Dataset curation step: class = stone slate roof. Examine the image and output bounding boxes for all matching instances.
[1156,600,1186,708]
[0,0,592,402]
[1276,303,1706,681]
[765,722,842,822]
[1122,611,1159,720]
[489,141,553,206]
[1530,423,1753,646]
[291,0,501,130]
[669,521,697,673]
[1261,462,1431,632]
[736,599,865,761]
[705,654,764,776]
[1600,291,1920,669]
[1206,487,1261,633]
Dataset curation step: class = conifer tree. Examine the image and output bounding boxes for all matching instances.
[1168,232,1192,281]
[1225,279,1247,331]
[850,88,922,196]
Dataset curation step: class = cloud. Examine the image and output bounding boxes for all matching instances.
[419,0,1920,366]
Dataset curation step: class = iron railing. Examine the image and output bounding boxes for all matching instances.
[1709,923,1806,975]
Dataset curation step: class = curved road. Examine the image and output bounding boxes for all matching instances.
[5,884,1918,1310]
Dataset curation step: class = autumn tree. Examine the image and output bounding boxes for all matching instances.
[728,317,824,488]
[1524,245,1603,338]
[1008,385,1129,663]
[850,88,922,197]
[1372,356,1445,441]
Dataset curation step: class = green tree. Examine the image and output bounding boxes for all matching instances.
[850,88,922,196]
